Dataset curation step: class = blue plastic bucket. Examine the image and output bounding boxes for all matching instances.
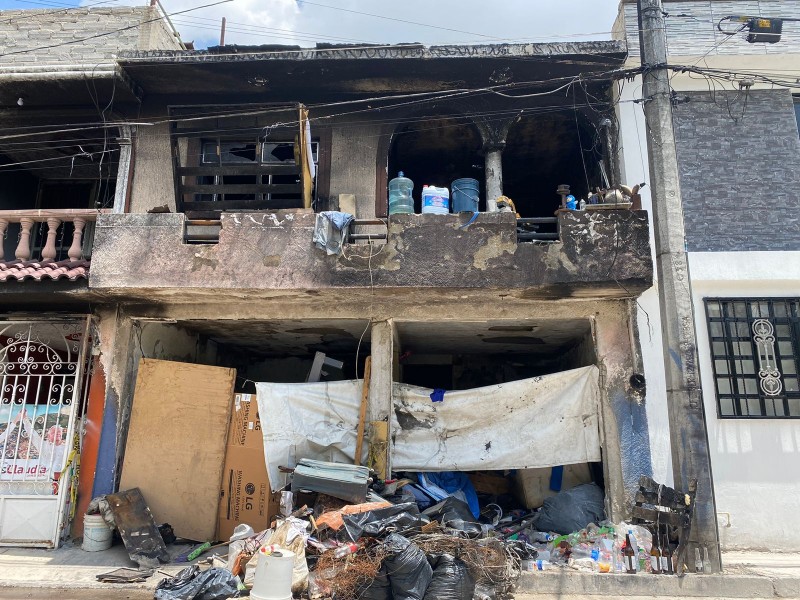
[451,178,479,213]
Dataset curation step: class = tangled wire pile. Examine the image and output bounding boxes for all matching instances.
[408,533,520,585]
[313,545,388,599]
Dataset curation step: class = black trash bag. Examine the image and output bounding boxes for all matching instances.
[381,533,432,600]
[422,554,475,600]
[534,482,606,535]
[340,502,425,542]
[357,563,392,600]
[158,523,176,545]
[154,565,240,600]
[422,497,482,535]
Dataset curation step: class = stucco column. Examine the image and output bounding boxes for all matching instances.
[367,319,396,475]
[484,146,503,212]
[592,302,653,522]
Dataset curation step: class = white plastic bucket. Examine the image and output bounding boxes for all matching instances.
[251,547,294,600]
[421,185,450,215]
[82,513,112,552]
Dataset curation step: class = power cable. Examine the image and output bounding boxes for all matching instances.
[0,0,233,58]
[0,0,130,26]
[296,0,500,41]
[171,13,378,45]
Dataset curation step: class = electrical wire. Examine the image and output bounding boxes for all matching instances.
[0,0,130,26]
[0,0,233,58]
[296,0,500,41]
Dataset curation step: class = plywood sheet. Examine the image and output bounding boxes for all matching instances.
[120,359,235,542]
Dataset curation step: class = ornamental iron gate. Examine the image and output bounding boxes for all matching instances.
[0,317,92,547]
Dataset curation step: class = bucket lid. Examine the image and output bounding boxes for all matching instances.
[249,592,291,600]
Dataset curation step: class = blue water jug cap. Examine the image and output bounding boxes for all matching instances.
[398,171,404,177]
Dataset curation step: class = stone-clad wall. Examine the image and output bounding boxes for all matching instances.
[673,89,800,252]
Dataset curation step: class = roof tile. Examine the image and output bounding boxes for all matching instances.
[0,259,90,283]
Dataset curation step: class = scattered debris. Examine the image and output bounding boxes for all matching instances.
[95,567,153,583]
[105,488,170,568]
[154,565,241,600]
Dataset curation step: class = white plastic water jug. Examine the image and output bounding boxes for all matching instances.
[421,185,450,215]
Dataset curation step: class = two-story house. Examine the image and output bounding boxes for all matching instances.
[0,7,658,549]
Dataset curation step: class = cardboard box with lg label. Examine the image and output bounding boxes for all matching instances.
[217,394,281,540]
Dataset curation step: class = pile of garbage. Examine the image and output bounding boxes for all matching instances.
[92,463,691,598]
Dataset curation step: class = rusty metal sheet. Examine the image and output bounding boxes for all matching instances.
[106,488,169,568]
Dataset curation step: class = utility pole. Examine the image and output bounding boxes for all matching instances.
[636,0,721,572]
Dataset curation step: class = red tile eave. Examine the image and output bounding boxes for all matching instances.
[0,259,90,283]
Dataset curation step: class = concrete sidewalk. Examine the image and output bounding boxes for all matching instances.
[0,543,797,598]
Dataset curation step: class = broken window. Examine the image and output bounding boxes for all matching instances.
[170,104,318,215]
[706,298,800,418]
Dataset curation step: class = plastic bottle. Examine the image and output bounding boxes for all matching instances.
[532,531,555,543]
[388,171,414,215]
[334,542,359,558]
[533,560,552,571]
[421,185,450,215]
[565,194,577,210]
[694,548,704,574]
[579,198,586,211]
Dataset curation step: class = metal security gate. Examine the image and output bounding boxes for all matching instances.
[0,317,92,547]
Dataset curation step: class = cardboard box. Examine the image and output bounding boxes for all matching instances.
[514,464,593,509]
[216,394,280,541]
[468,472,513,495]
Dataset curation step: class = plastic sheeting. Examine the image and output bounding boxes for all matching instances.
[391,366,601,471]
[256,380,362,492]
[256,366,600,490]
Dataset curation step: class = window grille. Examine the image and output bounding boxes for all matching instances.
[705,298,800,418]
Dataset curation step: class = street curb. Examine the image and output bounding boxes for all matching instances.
[515,570,799,598]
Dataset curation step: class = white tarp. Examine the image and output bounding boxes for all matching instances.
[256,380,362,492]
[391,365,601,471]
[256,365,600,491]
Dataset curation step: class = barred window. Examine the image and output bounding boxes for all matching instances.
[705,298,800,418]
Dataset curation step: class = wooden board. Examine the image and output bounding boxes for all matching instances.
[120,359,236,542]
[106,487,170,566]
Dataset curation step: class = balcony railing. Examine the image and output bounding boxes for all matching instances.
[0,209,108,263]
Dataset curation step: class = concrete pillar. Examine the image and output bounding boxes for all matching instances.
[484,147,503,212]
[368,319,396,474]
[113,125,133,214]
[592,303,653,523]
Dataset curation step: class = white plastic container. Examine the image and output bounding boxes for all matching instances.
[421,185,450,215]
[82,513,112,552]
[250,547,295,600]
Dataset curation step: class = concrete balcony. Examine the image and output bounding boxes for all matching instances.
[89,210,652,300]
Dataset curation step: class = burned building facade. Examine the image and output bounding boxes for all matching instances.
[0,9,655,548]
